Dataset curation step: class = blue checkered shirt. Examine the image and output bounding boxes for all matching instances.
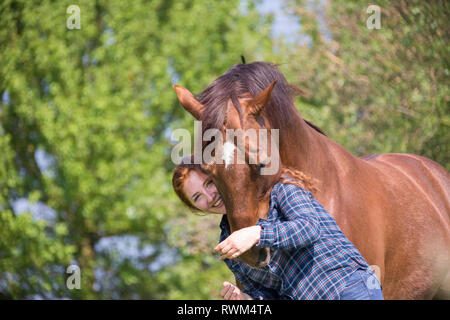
[219,182,370,300]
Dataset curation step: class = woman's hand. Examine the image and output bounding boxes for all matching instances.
[214,226,261,260]
[220,282,253,300]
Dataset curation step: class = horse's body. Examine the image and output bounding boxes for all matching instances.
[174,62,450,299]
[279,122,450,299]
[363,154,450,299]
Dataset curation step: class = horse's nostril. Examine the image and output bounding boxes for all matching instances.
[238,246,271,269]
[256,247,271,268]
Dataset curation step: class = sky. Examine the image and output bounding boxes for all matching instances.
[258,0,303,44]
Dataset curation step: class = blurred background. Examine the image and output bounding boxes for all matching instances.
[0,0,448,299]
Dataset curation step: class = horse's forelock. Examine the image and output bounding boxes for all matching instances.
[196,61,325,144]
[198,62,289,126]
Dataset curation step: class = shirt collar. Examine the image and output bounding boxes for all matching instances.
[219,214,230,232]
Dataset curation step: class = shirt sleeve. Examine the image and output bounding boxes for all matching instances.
[225,260,280,300]
[256,184,321,250]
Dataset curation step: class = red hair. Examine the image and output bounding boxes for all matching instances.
[279,166,320,194]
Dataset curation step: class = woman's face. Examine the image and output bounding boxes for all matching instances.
[182,170,226,214]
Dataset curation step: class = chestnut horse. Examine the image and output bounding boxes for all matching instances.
[173,62,450,299]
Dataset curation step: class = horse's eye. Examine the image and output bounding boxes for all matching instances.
[258,162,266,172]
[257,158,270,173]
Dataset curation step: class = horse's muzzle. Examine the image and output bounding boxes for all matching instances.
[239,247,271,268]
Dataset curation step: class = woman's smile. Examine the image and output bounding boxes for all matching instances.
[211,197,224,209]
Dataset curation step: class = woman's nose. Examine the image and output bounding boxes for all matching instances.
[205,191,214,203]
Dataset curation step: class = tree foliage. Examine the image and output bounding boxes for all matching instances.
[282,0,449,168]
[0,0,273,299]
[0,0,447,300]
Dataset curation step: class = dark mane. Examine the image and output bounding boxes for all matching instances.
[196,61,326,137]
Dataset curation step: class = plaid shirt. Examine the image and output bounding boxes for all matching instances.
[219,182,370,300]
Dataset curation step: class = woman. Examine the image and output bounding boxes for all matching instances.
[172,158,383,300]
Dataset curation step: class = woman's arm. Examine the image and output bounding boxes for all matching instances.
[215,184,321,258]
[215,226,261,260]
[257,184,321,250]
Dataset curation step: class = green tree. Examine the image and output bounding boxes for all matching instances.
[0,0,275,299]
[281,0,449,169]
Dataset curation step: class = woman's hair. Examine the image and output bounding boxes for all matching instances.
[279,167,320,194]
[172,156,320,212]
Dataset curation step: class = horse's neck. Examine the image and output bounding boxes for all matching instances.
[276,114,362,196]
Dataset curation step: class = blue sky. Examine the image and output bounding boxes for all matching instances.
[258,0,303,43]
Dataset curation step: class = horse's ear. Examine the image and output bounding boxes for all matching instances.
[248,79,277,116]
[173,85,204,120]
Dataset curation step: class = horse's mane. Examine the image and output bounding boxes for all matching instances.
[196,61,326,136]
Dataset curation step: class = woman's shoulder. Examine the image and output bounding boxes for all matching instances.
[273,182,312,197]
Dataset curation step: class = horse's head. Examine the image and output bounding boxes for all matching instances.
[173,80,281,268]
